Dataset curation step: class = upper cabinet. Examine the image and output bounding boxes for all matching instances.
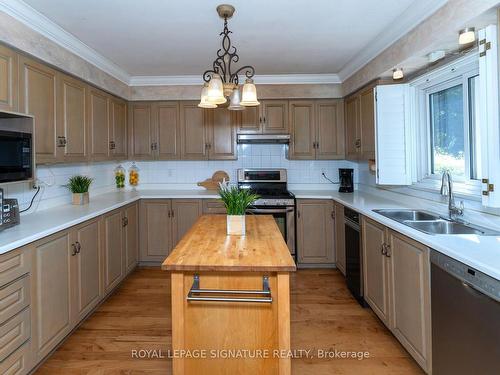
[128,102,154,160]
[345,86,375,160]
[180,101,208,160]
[206,107,237,160]
[56,73,88,163]
[109,97,127,159]
[154,101,180,160]
[19,56,58,164]
[288,99,344,160]
[0,45,18,112]
[237,100,288,134]
[87,87,110,161]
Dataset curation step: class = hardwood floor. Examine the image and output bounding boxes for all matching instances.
[35,268,424,374]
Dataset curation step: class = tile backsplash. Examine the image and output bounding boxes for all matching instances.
[2,144,357,213]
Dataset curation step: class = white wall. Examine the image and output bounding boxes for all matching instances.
[2,144,357,213]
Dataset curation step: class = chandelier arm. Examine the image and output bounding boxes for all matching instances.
[230,65,256,84]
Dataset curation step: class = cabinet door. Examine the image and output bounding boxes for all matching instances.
[388,231,431,371]
[72,219,101,323]
[87,88,110,161]
[344,96,360,160]
[128,102,154,159]
[180,101,208,160]
[237,106,261,134]
[334,202,346,275]
[171,199,202,246]
[19,56,57,164]
[139,200,173,262]
[359,88,375,159]
[155,101,180,160]
[316,100,345,159]
[288,100,315,160]
[0,45,18,112]
[33,232,72,360]
[103,210,124,292]
[296,199,335,264]
[125,203,139,273]
[261,100,288,134]
[110,97,127,159]
[207,107,237,160]
[56,73,87,162]
[361,217,390,325]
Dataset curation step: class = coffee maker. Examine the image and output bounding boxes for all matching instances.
[338,168,354,193]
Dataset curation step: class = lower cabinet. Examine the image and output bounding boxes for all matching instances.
[125,203,139,274]
[296,199,335,265]
[361,216,431,373]
[334,201,346,274]
[140,199,202,262]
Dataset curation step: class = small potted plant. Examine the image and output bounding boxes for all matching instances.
[218,181,259,236]
[65,175,93,205]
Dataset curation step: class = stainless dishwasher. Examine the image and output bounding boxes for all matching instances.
[430,250,500,374]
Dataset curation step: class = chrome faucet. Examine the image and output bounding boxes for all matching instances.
[440,171,464,220]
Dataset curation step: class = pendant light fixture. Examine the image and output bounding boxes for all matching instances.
[199,4,259,110]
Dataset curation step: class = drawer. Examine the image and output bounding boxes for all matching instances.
[0,308,31,362]
[202,199,226,214]
[0,276,30,324]
[0,340,31,375]
[0,249,31,288]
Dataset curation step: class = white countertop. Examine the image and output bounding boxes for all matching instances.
[1,188,499,280]
[294,189,500,281]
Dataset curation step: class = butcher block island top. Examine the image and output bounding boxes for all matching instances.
[162,215,296,272]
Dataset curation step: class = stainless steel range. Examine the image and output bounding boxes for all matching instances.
[237,169,295,256]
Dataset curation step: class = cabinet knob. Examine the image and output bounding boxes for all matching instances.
[331,211,335,219]
[75,241,81,253]
[71,243,78,256]
[57,136,67,147]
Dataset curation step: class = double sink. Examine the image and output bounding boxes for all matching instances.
[373,209,500,236]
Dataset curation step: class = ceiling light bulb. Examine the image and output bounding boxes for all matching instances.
[392,68,404,80]
[198,83,217,108]
[240,79,260,106]
[459,27,475,45]
[207,74,227,104]
[228,88,245,111]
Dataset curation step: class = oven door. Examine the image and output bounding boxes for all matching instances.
[0,130,33,183]
[246,206,295,256]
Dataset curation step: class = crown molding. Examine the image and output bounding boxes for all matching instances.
[129,73,342,86]
[0,0,131,84]
[338,0,448,81]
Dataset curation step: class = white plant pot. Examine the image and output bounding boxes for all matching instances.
[227,215,246,236]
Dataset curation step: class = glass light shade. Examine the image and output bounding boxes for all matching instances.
[240,79,260,106]
[207,74,226,104]
[228,88,245,111]
[459,28,475,45]
[392,68,404,80]
[198,84,217,108]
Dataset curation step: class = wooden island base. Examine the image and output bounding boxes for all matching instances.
[163,215,296,375]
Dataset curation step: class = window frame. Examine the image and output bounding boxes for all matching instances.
[410,55,481,197]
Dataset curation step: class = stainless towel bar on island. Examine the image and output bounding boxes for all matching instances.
[187,275,273,303]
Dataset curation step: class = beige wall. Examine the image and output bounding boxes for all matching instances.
[0,11,130,99]
[343,0,500,95]
[129,83,343,101]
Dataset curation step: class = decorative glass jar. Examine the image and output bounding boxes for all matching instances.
[128,162,140,187]
[114,165,126,189]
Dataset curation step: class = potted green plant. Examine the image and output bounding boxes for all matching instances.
[218,181,259,236]
[65,175,93,205]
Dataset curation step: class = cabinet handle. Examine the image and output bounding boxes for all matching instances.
[385,244,391,257]
[381,244,387,255]
[167,210,171,218]
[355,139,361,148]
[151,142,155,151]
[331,211,334,219]
[263,117,266,124]
[316,141,320,149]
[71,243,78,256]
[57,136,67,147]
[75,241,81,254]
[259,116,262,124]
[171,209,175,218]
[122,217,128,227]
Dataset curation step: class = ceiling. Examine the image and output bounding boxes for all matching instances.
[11,0,448,83]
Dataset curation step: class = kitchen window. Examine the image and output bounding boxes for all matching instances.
[427,73,479,182]
[410,55,481,196]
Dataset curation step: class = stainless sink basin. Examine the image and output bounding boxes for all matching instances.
[374,209,440,222]
[373,209,500,236]
[404,220,485,235]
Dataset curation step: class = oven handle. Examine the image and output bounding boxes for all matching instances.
[247,208,294,214]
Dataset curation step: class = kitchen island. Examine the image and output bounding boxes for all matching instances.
[162,214,296,375]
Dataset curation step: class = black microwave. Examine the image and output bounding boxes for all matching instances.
[0,130,33,183]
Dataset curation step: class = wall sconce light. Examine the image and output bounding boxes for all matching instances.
[392,68,404,80]
[458,27,475,45]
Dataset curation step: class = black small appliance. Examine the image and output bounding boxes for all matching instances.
[338,168,354,193]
